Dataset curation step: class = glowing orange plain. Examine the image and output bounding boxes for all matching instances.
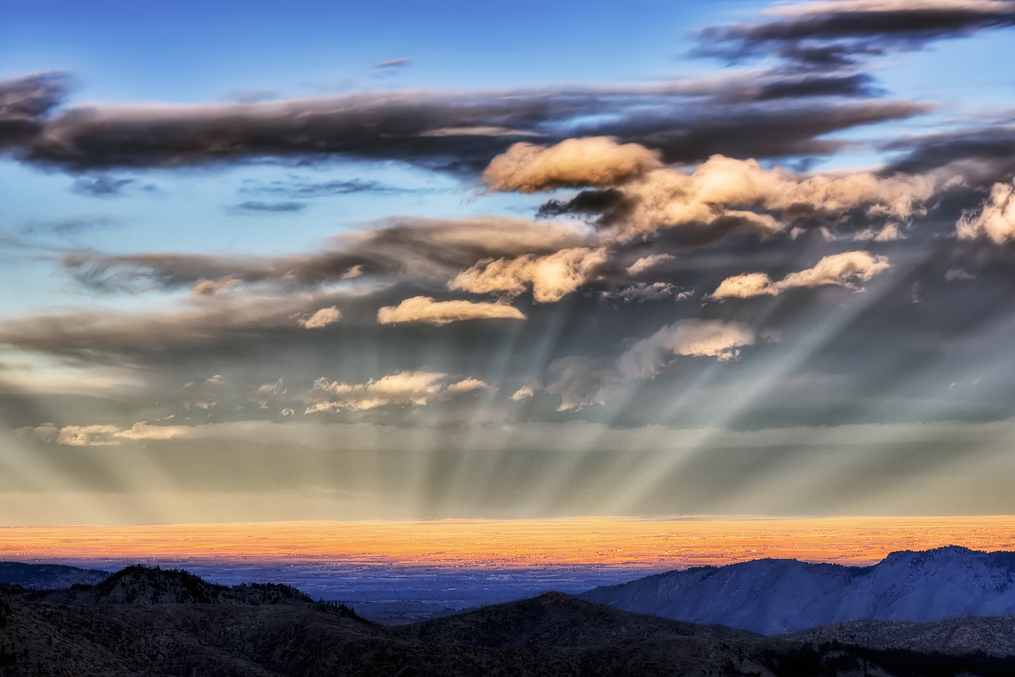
[2,516,1013,569]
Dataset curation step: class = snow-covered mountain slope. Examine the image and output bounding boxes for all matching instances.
[579,546,1015,635]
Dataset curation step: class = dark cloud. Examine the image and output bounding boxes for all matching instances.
[3,77,926,173]
[697,0,1015,66]
[231,200,307,213]
[747,73,883,101]
[63,216,594,293]
[69,176,136,197]
[0,72,71,150]
[240,177,423,199]
[881,122,1015,186]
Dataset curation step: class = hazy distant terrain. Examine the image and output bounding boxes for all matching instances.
[0,562,110,590]
[581,546,1015,634]
[5,565,1015,676]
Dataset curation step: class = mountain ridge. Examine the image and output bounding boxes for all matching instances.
[579,545,1015,634]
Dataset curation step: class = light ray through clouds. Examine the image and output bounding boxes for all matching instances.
[2,0,1015,534]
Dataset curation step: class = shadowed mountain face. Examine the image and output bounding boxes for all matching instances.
[0,561,109,590]
[579,546,1015,634]
[787,615,1015,658]
[391,591,759,647]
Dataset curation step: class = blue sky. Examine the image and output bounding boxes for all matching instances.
[3,0,1015,525]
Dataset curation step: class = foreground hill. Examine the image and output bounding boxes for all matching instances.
[580,546,1015,634]
[0,561,109,589]
[786,615,1015,657]
[11,567,1015,676]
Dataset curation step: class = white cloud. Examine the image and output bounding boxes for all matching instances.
[249,379,284,409]
[482,136,662,192]
[446,378,488,394]
[626,254,675,276]
[510,385,535,401]
[18,421,188,446]
[299,306,342,329]
[377,296,525,325]
[617,319,757,379]
[711,251,891,300]
[957,179,1015,244]
[305,371,474,412]
[450,247,608,303]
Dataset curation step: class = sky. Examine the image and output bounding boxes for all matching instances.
[3,0,1015,527]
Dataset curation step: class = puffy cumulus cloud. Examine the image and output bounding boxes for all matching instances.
[609,155,934,239]
[376,296,525,326]
[510,385,535,401]
[299,306,342,329]
[304,371,485,412]
[18,421,187,446]
[627,254,675,276]
[445,378,489,394]
[617,319,757,379]
[957,179,1015,243]
[711,250,891,299]
[450,247,608,303]
[482,137,663,192]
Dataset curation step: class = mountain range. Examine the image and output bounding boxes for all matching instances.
[6,566,1015,676]
[580,545,1015,634]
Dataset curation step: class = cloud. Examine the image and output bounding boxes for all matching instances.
[66,216,593,293]
[5,74,927,173]
[445,378,488,394]
[618,319,757,379]
[249,379,284,409]
[299,306,342,329]
[482,137,663,192]
[190,275,243,296]
[945,267,976,281]
[711,250,891,299]
[0,290,359,358]
[69,176,136,197]
[697,0,1015,66]
[545,356,619,411]
[0,72,71,150]
[525,149,933,243]
[618,155,932,239]
[602,282,682,303]
[377,296,525,325]
[956,179,1015,243]
[240,177,421,199]
[232,201,306,213]
[374,58,411,69]
[450,247,608,303]
[18,421,187,446]
[304,371,450,412]
[510,385,535,401]
[627,254,675,276]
